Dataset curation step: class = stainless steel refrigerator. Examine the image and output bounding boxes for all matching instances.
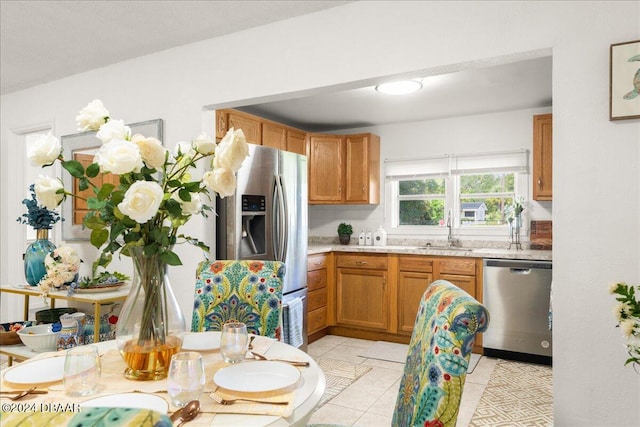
[216,145,308,351]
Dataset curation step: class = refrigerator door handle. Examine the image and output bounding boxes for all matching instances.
[279,175,289,262]
[273,175,287,262]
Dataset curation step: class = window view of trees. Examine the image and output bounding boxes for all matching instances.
[398,178,445,225]
[396,173,516,227]
[459,173,514,226]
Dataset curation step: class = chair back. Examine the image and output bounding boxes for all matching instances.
[191,260,285,339]
[392,279,489,427]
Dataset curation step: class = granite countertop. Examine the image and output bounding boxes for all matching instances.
[308,244,551,261]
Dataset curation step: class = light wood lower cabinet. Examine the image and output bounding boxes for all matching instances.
[336,254,388,331]
[397,256,434,335]
[307,253,329,341]
[313,252,483,351]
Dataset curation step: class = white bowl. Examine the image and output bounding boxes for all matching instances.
[17,324,60,352]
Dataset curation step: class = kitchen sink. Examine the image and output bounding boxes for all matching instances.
[417,245,470,251]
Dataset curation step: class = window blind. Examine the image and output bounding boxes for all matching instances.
[385,149,528,180]
[385,155,449,181]
[451,149,529,175]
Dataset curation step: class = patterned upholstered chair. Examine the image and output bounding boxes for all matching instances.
[191,260,285,339]
[392,279,489,427]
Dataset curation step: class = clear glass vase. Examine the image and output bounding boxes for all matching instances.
[116,247,185,380]
[24,229,56,286]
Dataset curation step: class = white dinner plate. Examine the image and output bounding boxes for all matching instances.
[3,356,65,386]
[213,360,301,393]
[182,331,220,351]
[81,392,168,414]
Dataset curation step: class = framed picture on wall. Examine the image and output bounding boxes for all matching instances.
[610,40,640,121]
[60,119,163,241]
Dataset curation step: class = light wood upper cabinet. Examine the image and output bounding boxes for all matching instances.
[308,134,344,203]
[533,114,552,201]
[286,129,306,156]
[228,111,262,145]
[262,122,287,150]
[215,109,307,155]
[308,132,380,205]
[215,110,228,140]
[345,133,380,204]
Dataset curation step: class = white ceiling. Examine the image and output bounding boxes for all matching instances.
[1,1,552,131]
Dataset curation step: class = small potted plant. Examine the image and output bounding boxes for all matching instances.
[338,222,353,245]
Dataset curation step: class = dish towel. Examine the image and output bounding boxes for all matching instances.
[287,297,304,349]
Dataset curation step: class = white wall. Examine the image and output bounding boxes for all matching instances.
[309,106,553,241]
[1,2,638,425]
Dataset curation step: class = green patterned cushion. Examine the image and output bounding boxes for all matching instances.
[392,280,490,427]
[1,407,172,427]
[191,260,285,339]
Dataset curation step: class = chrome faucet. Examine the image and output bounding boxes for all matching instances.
[446,209,453,244]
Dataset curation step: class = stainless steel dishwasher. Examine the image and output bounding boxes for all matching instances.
[483,258,552,365]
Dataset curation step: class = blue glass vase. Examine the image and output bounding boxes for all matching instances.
[24,229,56,286]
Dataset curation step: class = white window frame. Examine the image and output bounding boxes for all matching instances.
[385,149,529,239]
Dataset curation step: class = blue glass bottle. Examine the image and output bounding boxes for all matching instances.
[24,229,56,286]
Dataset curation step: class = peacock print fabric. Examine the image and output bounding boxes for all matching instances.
[392,280,490,427]
[191,260,285,339]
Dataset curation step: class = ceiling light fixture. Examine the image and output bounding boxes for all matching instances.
[375,80,423,95]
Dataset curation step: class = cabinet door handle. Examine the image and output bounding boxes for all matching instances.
[538,178,542,189]
[355,261,368,265]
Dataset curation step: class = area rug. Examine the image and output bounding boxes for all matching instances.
[469,359,553,427]
[358,341,482,373]
[316,358,373,408]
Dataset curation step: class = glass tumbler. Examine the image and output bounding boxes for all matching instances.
[64,345,101,396]
[167,351,206,408]
[220,322,249,364]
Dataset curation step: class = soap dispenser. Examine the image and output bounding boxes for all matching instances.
[373,226,387,246]
[358,230,365,246]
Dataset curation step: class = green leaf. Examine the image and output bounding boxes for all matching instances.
[62,160,85,178]
[110,190,124,206]
[104,241,121,253]
[90,228,109,249]
[143,243,159,257]
[167,180,182,188]
[97,183,115,200]
[78,177,90,192]
[160,249,182,266]
[87,198,106,210]
[165,199,182,217]
[124,232,141,243]
[178,189,191,202]
[110,221,127,239]
[84,215,105,230]
[86,163,100,178]
[182,181,201,192]
[180,234,210,253]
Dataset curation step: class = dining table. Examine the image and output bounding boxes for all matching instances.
[0,331,326,426]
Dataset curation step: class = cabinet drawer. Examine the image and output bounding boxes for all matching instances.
[308,288,327,311]
[307,253,328,271]
[337,254,388,270]
[438,258,476,276]
[399,256,433,273]
[308,307,327,334]
[307,269,327,292]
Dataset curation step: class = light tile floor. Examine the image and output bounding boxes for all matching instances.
[306,335,498,427]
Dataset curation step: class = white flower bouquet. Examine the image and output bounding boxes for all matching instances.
[610,281,640,368]
[28,99,249,274]
[38,245,80,295]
